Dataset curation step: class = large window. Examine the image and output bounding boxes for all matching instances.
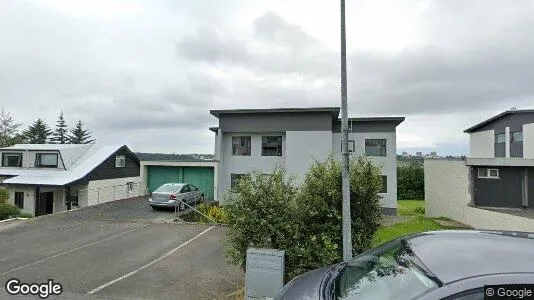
[477,168,499,179]
[2,153,22,167]
[262,136,282,156]
[380,175,387,193]
[365,139,387,156]
[14,192,24,209]
[511,131,523,142]
[231,174,247,188]
[232,136,251,156]
[35,153,58,168]
[495,133,506,143]
[115,155,126,168]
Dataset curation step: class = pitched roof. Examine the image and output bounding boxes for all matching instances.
[0,144,130,186]
[464,109,534,133]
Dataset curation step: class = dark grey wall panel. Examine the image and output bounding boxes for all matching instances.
[82,147,140,182]
[470,113,534,133]
[495,143,505,157]
[220,112,333,132]
[332,121,398,133]
[473,167,523,208]
[529,167,534,208]
[510,142,523,158]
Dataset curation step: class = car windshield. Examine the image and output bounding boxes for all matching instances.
[335,239,440,300]
[154,184,181,193]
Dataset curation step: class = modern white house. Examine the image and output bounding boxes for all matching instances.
[209,107,405,214]
[0,144,142,216]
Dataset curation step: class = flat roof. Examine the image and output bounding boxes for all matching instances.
[344,117,405,125]
[464,109,534,133]
[210,107,341,118]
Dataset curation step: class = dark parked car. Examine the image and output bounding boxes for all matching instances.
[276,230,534,300]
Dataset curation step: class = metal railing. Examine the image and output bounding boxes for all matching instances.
[76,182,143,206]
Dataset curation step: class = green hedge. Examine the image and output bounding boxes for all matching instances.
[397,164,424,200]
[0,202,21,220]
[0,188,8,204]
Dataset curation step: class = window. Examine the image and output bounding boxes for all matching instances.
[511,131,523,142]
[477,168,499,179]
[115,155,126,168]
[262,136,282,156]
[365,139,386,156]
[380,176,387,193]
[232,136,251,156]
[35,153,58,168]
[340,140,355,153]
[495,133,506,143]
[231,174,247,188]
[181,185,191,193]
[126,182,134,193]
[14,192,24,209]
[442,288,484,300]
[190,185,198,191]
[69,192,79,207]
[2,153,22,167]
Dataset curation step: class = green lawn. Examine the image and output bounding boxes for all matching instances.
[373,200,465,247]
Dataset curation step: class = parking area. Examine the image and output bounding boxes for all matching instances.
[0,198,244,300]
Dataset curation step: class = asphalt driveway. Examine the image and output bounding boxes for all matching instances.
[0,198,244,300]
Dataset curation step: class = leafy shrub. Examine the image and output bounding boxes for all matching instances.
[224,156,383,280]
[414,206,425,215]
[397,164,424,200]
[194,203,228,223]
[0,188,8,204]
[0,202,21,220]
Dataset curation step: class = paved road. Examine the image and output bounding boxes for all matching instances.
[0,198,244,300]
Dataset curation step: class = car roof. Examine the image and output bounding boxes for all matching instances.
[405,230,534,284]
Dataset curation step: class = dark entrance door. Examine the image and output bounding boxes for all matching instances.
[36,192,54,216]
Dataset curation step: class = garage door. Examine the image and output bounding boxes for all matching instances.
[147,166,215,200]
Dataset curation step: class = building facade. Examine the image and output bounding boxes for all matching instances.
[0,144,141,216]
[210,107,405,214]
[464,109,534,208]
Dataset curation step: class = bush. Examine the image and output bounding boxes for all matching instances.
[414,206,425,215]
[397,163,424,200]
[0,202,21,220]
[192,203,228,223]
[224,156,383,280]
[0,188,8,204]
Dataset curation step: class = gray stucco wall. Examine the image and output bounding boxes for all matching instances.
[473,166,524,208]
[219,112,334,132]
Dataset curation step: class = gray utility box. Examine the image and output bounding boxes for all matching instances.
[246,248,286,300]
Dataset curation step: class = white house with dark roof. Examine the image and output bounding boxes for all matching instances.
[0,144,141,216]
[209,107,405,215]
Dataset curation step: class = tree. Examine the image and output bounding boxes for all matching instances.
[23,119,52,144]
[224,156,383,281]
[0,108,22,147]
[50,111,69,144]
[69,120,95,144]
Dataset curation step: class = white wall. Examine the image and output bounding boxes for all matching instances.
[505,126,511,158]
[332,131,398,210]
[219,132,286,199]
[469,130,495,158]
[0,150,66,169]
[285,131,332,184]
[523,123,534,158]
[86,176,143,205]
[7,186,35,216]
[425,159,534,231]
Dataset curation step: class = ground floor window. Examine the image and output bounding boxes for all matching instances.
[14,192,24,209]
[477,168,499,179]
[231,174,247,188]
[69,192,79,207]
[379,175,387,193]
[126,182,134,192]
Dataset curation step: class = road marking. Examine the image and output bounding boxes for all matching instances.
[88,225,216,295]
[0,224,149,276]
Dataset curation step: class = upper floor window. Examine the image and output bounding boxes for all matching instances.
[365,139,387,156]
[262,136,282,156]
[115,155,126,168]
[35,153,58,168]
[495,133,506,143]
[511,131,523,142]
[2,153,22,167]
[232,136,251,156]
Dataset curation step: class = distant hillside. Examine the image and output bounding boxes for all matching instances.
[135,152,214,161]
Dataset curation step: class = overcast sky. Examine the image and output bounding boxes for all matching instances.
[2,0,534,155]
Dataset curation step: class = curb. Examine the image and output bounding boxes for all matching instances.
[0,217,27,225]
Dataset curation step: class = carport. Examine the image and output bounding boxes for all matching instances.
[140,160,219,201]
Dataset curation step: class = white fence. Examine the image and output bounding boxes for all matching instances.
[77,182,144,206]
[425,158,534,231]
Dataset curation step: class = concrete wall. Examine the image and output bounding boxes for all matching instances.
[285,131,332,184]
[6,186,35,216]
[425,159,534,231]
[524,123,534,158]
[332,131,397,211]
[85,176,142,206]
[469,130,494,158]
